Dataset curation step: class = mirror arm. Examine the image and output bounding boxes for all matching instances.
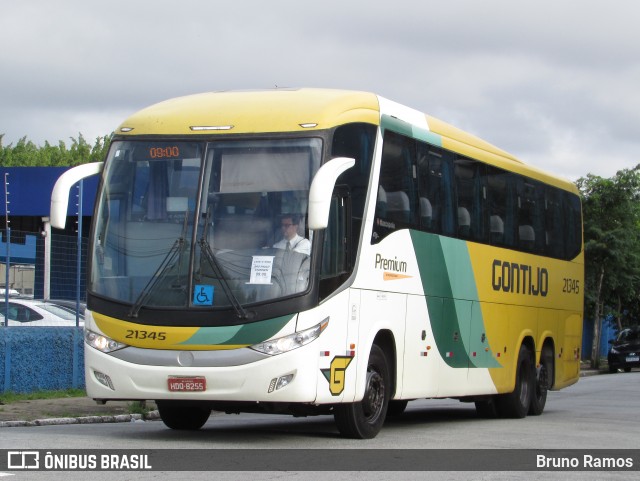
[50,162,104,229]
[308,157,355,230]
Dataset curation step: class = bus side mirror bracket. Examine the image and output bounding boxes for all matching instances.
[50,162,104,229]
[308,157,355,230]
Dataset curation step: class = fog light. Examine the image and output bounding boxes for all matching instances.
[94,370,115,390]
[276,374,294,391]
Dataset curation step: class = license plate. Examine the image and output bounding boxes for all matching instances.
[168,376,206,392]
[625,356,639,363]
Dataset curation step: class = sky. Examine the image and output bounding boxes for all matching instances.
[1,0,639,181]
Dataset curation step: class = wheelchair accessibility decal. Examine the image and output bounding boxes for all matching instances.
[193,285,214,306]
[321,356,353,396]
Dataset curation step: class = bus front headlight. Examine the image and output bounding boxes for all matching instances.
[85,329,127,353]
[251,318,329,355]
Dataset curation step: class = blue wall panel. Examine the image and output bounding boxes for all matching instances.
[0,327,84,393]
[582,316,618,360]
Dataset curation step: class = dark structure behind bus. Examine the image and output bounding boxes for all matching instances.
[0,167,98,299]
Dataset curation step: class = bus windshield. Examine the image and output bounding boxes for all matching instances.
[91,138,322,312]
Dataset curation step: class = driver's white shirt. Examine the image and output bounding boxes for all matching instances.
[273,234,311,256]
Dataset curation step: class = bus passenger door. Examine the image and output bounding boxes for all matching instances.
[401,295,440,398]
[318,187,358,402]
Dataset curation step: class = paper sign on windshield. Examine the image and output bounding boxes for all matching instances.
[249,256,275,284]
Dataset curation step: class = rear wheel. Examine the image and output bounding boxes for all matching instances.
[334,344,390,439]
[496,344,534,418]
[475,397,499,418]
[529,347,553,416]
[157,402,211,430]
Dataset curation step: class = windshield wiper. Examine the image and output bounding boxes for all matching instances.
[198,240,249,320]
[199,208,248,319]
[128,216,189,318]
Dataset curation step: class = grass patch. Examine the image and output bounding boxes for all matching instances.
[0,388,86,405]
[128,400,154,416]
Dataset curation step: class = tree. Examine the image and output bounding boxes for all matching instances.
[577,166,640,368]
[0,134,111,166]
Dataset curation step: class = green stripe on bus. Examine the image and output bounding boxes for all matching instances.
[411,126,442,146]
[180,315,294,346]
[411,231,500,368]
[380,115,442,146]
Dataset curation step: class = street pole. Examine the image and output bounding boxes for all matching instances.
[76,180,83,327]
[3,173,10,327]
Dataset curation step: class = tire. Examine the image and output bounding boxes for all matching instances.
[157,402,211,430]
[609,364,618,374]
[624,367,632,373]
[496,344,534,419]
[529,347,553,416]
[475,397,499,418]
[387,400,409,417]
[334,344,390,439]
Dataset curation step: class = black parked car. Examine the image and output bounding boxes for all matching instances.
[608,326,640,373]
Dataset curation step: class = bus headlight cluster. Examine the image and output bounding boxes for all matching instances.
[251,318,329,355]
[85,329,127,353]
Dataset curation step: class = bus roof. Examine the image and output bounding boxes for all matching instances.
[116,89,381,136]
[116,88,577,194]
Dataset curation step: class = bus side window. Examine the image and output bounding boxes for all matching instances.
[486,167,515,248]
[373,131,418,243]
[486,168,505,246]
[564,192,582,259]
[454,159,472,238]
[417,144,437,233]
[454,157,486,241]
[416,143,454,235]
[544,187,564,258]
[516,179,544,254]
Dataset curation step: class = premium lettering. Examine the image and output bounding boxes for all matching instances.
[375,254,407,273]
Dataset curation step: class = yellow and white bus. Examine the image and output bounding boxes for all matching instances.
[51,89,583,438]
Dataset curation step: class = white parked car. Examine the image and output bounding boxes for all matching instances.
[0,298,84,327]
[0,288,21,297]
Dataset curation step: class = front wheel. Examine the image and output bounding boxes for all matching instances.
[157,402,211,430]
[334,344,390,439]
[387,400,409,417]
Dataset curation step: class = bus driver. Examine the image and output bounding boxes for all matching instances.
[273,214,311,256]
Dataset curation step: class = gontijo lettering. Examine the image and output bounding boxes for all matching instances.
[491,259,549,296]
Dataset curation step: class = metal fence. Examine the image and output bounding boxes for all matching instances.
[1,230,87,392]
[1,229,87,315]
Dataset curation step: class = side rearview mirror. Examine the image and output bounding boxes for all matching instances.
[307,157,355,230]
[50,162,104,229]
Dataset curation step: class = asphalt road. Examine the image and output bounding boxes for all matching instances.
[1,371,638,480]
